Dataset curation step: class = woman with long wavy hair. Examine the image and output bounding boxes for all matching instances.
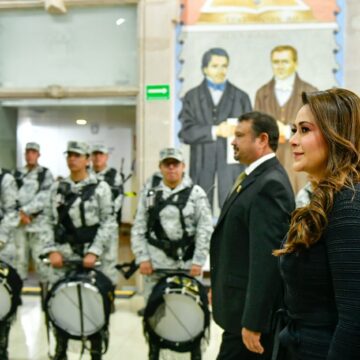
[274,88,360,359]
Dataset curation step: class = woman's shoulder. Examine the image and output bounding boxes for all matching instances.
[335,183,360,200]
[332,183,360,213]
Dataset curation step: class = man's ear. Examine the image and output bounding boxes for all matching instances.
[259,132,269,146]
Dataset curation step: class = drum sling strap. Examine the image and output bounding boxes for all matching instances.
[146,186,195,261]
[55,182,100,256]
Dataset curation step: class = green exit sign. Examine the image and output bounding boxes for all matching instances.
[146,84,170,101]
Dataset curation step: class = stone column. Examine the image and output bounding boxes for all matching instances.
[136,0,180,185]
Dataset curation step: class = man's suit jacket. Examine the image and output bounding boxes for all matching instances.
[254,74,317,193]
[178,80,252,207]
[210,157,295,334]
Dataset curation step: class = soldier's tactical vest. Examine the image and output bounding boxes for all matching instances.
[0,169,11,221]
[13,167,48,192]
[146,175,195,261]
[103,168,123,225]
[0,168,10,193]
[54,181,100,256]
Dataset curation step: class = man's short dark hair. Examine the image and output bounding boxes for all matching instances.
[238,111,279,152]
[271,45,298,62]
[202,48,229,70]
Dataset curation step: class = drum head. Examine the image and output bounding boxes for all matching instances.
[0,283,11,321]
[47,281,106,337]
[148,292,205,342]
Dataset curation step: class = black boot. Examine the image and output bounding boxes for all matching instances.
[53,330,68,360]
[148,342,160,360]
[0,320,11,360]
[89,333,103,360]
[191,344,202,360]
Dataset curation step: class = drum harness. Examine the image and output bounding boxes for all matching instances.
[54,181,100,257]
[146,175,195,262]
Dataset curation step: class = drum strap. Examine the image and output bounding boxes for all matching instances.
[146,186,195,261]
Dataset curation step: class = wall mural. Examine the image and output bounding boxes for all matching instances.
[176,0,341,214]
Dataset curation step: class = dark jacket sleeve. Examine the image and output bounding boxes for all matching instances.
[178,90,214,144]
[242,177,292,332]
[326,193,360,360]
[241,91,252,114]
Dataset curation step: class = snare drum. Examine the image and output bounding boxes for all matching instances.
[45,269,113,339]
[144,273,210,353]
[0,260,23,321]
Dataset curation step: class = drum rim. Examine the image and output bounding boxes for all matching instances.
[49,280,101,296]
[143,272,210,352]
[0,282,12,321]
[146,293,206,344]
[46,278,106,337]
[0,260,22,321]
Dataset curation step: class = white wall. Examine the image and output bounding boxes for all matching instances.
[17,105,136,223]
[0,6,138,88]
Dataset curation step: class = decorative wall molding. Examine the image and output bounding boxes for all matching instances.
[0,86,139,99]
[0,0,138,11]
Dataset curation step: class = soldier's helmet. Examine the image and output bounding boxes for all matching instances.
[65,141,90,155]
[25,142,40,152]
[159,148,184,162]
[91,144,109,154]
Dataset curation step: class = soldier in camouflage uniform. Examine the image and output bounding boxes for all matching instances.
[90,144,123,226]
[40,141,118,360]
[0,169,22,360]
[131,148,213,360]
[13,142,54,281]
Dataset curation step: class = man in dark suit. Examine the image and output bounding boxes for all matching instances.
[210,111,295,359]
[178,48,252,209]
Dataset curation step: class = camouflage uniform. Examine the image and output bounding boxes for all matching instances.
[14,164,54,280]
[90,166,123,223]
[0,169,22,360]
[131,171,213,299]
[41,173,118,285]
[0,170,19,267]
[295,181,312,208]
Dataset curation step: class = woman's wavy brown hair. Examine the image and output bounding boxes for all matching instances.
[275,88,360,255]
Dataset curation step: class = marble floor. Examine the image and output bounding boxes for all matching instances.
[8,294,223,360]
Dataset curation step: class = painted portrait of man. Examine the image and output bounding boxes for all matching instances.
[254,45,317,192]
[178,48,252,210]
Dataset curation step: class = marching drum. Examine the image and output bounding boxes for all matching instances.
[0,260,23,321]
[144,273,210,353]
[45,269,113,339]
